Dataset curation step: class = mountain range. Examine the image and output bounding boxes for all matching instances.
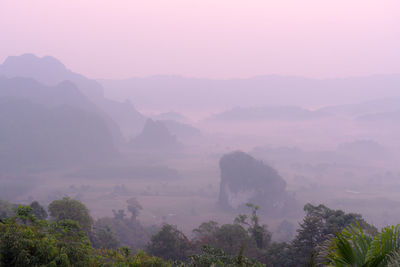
[0,54,146,137]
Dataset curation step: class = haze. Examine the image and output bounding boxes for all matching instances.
[1,0,399,79]
[2,1,400,265]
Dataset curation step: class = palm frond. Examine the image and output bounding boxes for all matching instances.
[365,225,400,266]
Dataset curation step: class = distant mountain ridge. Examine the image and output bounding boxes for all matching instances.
[0,54,146,137]
[208,106,329,122]
[0,76,124,145]
[318,97,400,117]
[99,74,400,112]
[0,54,103,99]
[0,57,128,170]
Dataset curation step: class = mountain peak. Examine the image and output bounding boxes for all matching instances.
[0,54,70,86]
[3,53,67,71]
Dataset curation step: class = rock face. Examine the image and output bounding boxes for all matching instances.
[218,151,291,213]
[130,119,181,151]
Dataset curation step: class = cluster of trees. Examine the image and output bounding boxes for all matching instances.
[0,198,261,266]
[145,203,376,266]
[0,206,169,266]
[0,197,395,266]
[93,197,152,252]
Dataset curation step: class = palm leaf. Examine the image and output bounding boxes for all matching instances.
[324,223,374,267]
[365,225,400,266]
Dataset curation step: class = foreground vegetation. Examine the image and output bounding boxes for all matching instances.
[1,197,398,266]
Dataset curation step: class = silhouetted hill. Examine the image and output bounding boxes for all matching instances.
[0,54,103,99]
[0,77,93,110]
[218,151,296,213]
[319,98,400,117]
[0,54,146,137]
[159,120,201,140]
[0,97,116,171]
[208,106,329,121]
[0,77,124,145]
[130,119,181,151]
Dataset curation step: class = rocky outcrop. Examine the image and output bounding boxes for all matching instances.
[130,119,181,151]
[218,151,294,213]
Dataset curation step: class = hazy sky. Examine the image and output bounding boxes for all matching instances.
[1,0,399,79]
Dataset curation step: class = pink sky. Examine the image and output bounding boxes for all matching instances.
[0,0,399,79]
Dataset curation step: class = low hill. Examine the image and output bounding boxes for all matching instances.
[130,119,181,151]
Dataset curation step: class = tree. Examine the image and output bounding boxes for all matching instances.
[0,206,59,266]
[291,213,325,265]
[95,201,152,252]
[243,203,271,249]
[112,209,126,220]
[0,199,16,220]
[214,224,251,256]
[324,224,400,266]
[29,201,48,220]
[0,205,90,266]
[263,242,295,267]
[49,219,91,266]
[192,220,219,246]
[188,245,265,267]
[92,224,120,249]
[48,197,93,234]
[192,203,271,261]
[92,248,171,266]
[147,224,191,261]
[126,197,142,220]
[291,203,375,265]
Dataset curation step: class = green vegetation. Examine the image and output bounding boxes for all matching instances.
[48,197,93,234]
[0,204,168,267]
[0,206,91,266]
[289,203,376,265]
[0,197,393,266]
[325,224,400,266]
[147,224,191,261]
[0,199,16,220]
[93,198,152,252]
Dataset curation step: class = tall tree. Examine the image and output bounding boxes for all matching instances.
[126,197,143,220]
[147,224,191,261]
[48,197,93,234]
[29,201,48,220]
[291,203,375,266]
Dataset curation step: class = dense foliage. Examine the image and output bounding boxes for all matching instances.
[92,198,152,251]
[48,197,93,234]
[324,224,400,266]
[0,198,386,266]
